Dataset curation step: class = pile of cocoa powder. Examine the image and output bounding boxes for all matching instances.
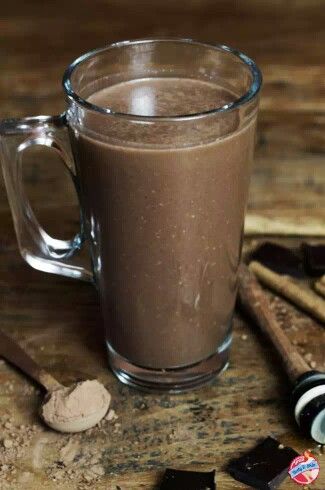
[0,408,119,489]
[0,415,41,489]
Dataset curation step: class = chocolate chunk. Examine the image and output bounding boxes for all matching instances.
[249,242,304,278]
[227,437,298,489]
[160,468,216,489]
[302,243,325,276]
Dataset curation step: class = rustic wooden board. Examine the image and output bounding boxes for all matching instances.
[0,0,325,488]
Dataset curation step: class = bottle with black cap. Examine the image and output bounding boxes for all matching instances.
[292,370,325,444]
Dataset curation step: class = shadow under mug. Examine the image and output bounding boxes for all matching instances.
[0,39,262,392]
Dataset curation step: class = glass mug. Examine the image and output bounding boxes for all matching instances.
[0,39,262,392]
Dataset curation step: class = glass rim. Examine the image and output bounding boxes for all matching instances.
[62,38,262,122]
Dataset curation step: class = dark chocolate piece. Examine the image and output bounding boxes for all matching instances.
[302,243,325,276]
[227,437,298,489]
[160,468,216,490]
[249,242,305,278]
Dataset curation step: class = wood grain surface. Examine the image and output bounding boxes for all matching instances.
[0,1,324,489]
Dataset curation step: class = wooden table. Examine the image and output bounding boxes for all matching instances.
[0,1,324,488]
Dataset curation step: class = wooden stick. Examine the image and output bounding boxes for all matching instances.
[0,329,63,392]
[249,261,325,324]
[244,214,325,237]
[314,280,325,300]
[238,264,310,382]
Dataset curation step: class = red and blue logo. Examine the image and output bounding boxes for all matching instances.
[288,451,320,485]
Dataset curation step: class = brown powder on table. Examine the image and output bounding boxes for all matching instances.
[0,416,41,489]
[46,409,120,486]
[45,412,120,487]
[0,409,119,488]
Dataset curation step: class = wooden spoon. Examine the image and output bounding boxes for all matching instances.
[0,329,111,432]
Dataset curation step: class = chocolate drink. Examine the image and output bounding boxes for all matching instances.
[72,78,256,369]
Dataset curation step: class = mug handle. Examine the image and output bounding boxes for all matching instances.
[0,114,93,282]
